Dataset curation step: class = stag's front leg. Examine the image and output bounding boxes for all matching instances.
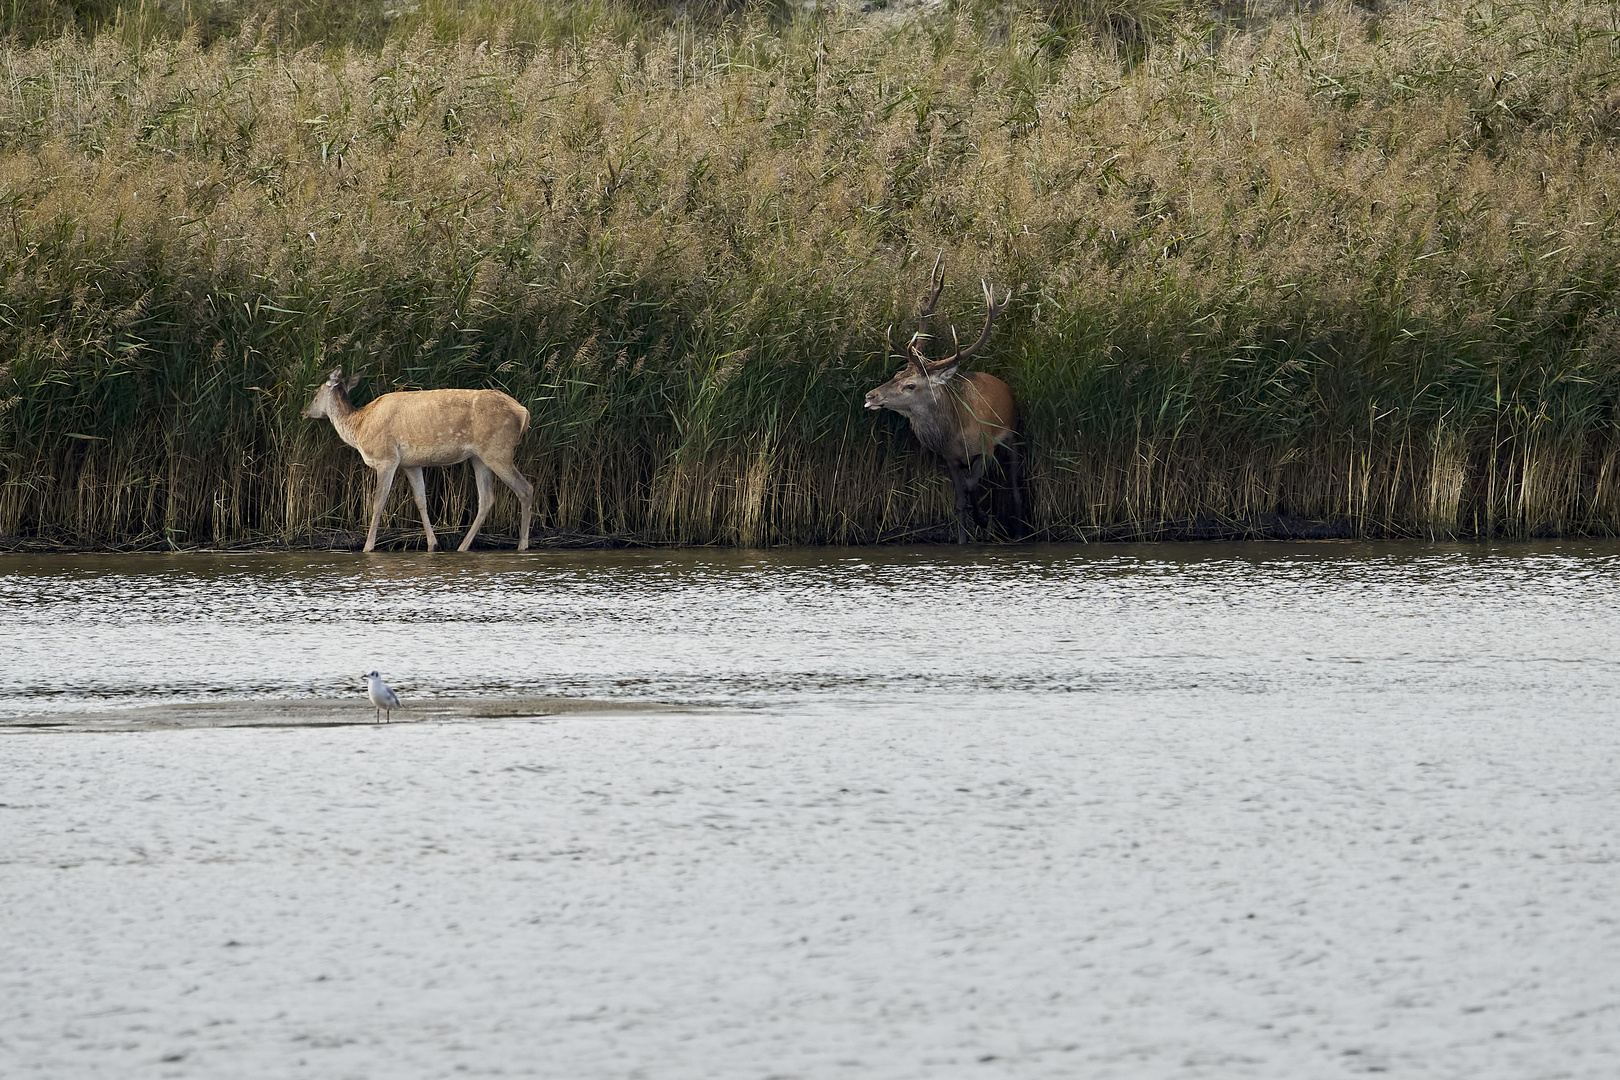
[966,455,991,528]
[403,467,439,552]
[945,458,973,544]
[364,459,401,553]
[1002,441,1027,541]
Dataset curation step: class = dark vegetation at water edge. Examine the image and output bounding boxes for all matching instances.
[0,0,1617,549]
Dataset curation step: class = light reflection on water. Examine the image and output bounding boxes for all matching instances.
[2,542,1618,720]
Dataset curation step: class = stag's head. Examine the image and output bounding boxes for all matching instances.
[304,367,362,419]
[864,257,1011,418]
[863,350,952,417]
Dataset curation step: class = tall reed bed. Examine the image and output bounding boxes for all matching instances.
[1,0,1617,547]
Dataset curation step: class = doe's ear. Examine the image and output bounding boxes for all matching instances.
[326,367,344,385]
[343,373,362,393]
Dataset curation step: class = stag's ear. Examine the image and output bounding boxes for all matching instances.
[343,373,362,393]
[326,368,344,386]
[927,363,959,386]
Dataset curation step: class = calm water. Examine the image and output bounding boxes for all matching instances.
[3,541,1618,721]
[7,542,1620,1078]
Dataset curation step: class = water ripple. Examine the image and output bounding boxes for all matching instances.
[3,542,1618,716]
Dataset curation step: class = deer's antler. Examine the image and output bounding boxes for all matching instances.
[905,253,947,376]
[906,332,931,377]
[928,280,1013,372]
[917,252,946,325]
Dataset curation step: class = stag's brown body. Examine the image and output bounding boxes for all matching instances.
[865,261,1024,543]
[304,369,533,552]
[868,370,1018,465]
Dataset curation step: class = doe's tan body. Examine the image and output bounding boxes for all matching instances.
[304,369,533,552]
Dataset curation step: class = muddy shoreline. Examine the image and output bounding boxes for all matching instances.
[0,513,1488,555]
[0,696,671,733]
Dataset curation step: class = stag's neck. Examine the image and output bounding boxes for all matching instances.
[900,391,963,460]
[323,394,367,450]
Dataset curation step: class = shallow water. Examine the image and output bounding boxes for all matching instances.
[5,543,1620,1078]
[4,541,1620,721]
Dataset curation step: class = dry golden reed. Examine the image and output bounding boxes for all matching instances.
[1,0,1617,547]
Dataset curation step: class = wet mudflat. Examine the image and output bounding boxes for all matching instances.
[2,544,1618,1078]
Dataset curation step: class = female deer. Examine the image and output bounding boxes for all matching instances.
[304,368,533,552]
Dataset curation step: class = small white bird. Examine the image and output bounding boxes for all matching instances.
[364,671,402,723]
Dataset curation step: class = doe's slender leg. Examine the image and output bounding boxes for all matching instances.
[458,459,497,552]
[403,467,439,551]
[364,460,400,553]
[486,458,534,551]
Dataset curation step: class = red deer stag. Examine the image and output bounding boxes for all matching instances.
[304,368,533,553]
[864,257,1024,543]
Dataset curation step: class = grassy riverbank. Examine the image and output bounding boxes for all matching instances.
[1,0,1617,547]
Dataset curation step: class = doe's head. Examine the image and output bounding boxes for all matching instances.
[304,367,362,419]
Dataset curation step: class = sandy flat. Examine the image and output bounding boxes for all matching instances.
[0,696,666,733]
